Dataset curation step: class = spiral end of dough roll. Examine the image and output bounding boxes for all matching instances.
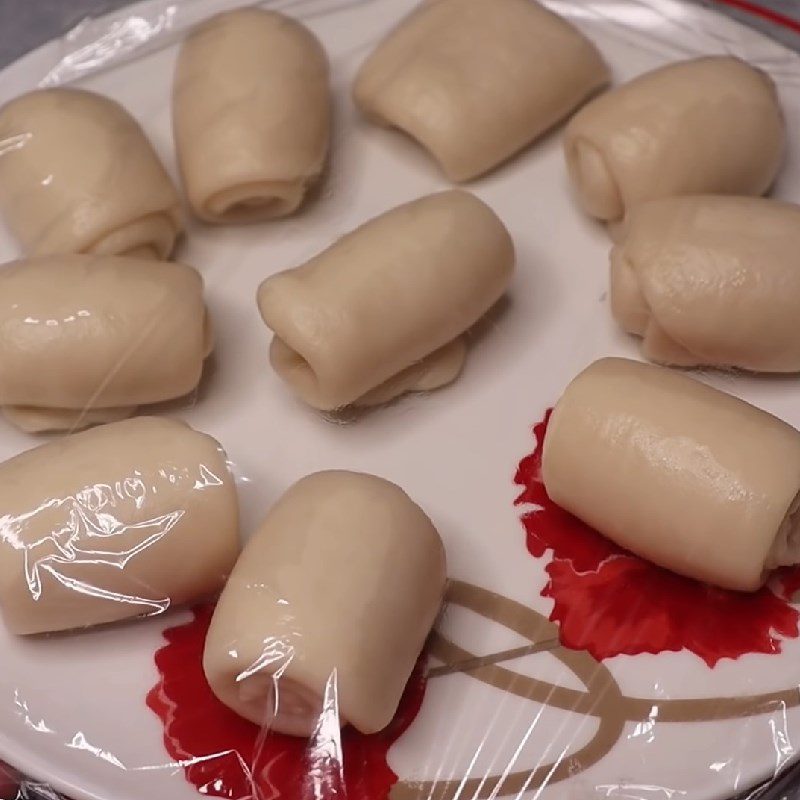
[609,246,700,368]
[87,209,183,260]
[211,668,327,736]
[564,137,623,221]
[200,180,309,224]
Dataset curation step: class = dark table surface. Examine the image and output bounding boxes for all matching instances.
[0,0,799,67]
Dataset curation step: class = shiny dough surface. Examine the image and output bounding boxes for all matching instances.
[542,358,800,591]
[0,255,210,422]
[0,88,182,258]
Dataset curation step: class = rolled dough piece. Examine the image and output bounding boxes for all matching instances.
[173,8,331,223]
[257,190,514,410]
[0,417,240,635]
[203,470,446,735]
[354,0,608,182]
[564,57,785,221]
[0,254,211,430]
[542,357,800,591]
[611,196,800,372]
[0,88,182,258]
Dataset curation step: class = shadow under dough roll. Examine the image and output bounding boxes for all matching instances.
[173,8,331,223]
[203,470,446,736]
[542,358,800,591]
[564,56,785,221]
[354,0,608,182]
[257,190,515,411]
[0,255,212,432]
[0,417,240,635]
[611,196,800,372]
[0,88,182,258]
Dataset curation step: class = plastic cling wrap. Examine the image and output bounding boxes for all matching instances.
[2,2,800,800]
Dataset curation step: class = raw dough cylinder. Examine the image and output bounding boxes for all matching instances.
[0,88,182,258]
[203,470,446,735]
[564,57,785,221]
[173,8,331,223]
[0,254,211,431]
[611,196,800,372]
[542,358,800,591]
[257,190,514,410]
[0,417,240,635]
[354,0,608,182]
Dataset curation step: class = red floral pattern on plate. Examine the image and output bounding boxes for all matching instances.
[147,605,426,800]
[514,411,800,667]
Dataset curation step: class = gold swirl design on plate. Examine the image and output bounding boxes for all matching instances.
[392,581,800,799]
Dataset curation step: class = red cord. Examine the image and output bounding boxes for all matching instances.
[712,0,800,35]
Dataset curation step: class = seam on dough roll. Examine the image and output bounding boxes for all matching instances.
[767,491,800,572]
[565,137,623,221]
[88,208,183,260]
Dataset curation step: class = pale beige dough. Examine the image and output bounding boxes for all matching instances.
[257,190,514,411]
[542,358,800,591]
[203,470,446,735]
[564,57,785,221]
[0,417,240,634]
[611,196,800,372]
[354,0,608,182]
[173,8,331,223]
[0,254,211,431]
[0,88,182,258]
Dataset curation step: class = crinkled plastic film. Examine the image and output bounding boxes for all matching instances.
[1,1,800,800]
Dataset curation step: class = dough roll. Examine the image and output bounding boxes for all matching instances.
[611,196,800,372]
[542,358,800,591]
[0,417,240,635]
[0,255,211,432]
[203,470,446,735]
[0,88,182,258]
[257,190,514,410]
[354,0,608,182]
[564,57,785,222]
[173,8,331,223]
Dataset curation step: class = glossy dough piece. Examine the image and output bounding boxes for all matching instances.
[354,0,608,182]
[564,57,785,221]
[0,255,211,431]
[203,470,446,735]
[257,190,514,410]
[173,8,331,223]
[0,417,240,635]
[542,358,800,591]
[611,196,800,372]
[0,88,182,258]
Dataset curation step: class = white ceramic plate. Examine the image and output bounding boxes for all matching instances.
[2,1,800,799]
